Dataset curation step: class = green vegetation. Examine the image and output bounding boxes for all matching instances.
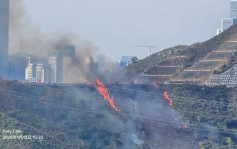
[164,85,237,149]
[0,81,125,149]
[1,79,236,148]
[0,81,199,149]
[131,57,138,64]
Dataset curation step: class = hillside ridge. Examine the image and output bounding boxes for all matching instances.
[127,23,237,84]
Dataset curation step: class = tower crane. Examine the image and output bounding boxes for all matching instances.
[137,45,156,56]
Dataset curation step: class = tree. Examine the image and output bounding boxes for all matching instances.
[131,57,138,64]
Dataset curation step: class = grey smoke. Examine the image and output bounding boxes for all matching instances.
[78,84,198,148]
[9,0,123,83]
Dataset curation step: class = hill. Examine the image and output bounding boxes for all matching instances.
[126,45,189,74]
[126,23,237,84]
[0,80,198,149]
[0,80,236,148]
[163,84,237,148]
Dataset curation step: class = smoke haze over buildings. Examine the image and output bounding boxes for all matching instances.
[9,0,123,83]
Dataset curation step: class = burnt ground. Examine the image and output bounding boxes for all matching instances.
[0,82,199,149]
[107,84,199,149]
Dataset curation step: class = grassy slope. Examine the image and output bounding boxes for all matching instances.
[0,112,70,149]
[0,81,124,149]
[0,81,199,149]
[1,80,237,148]
[164,85,237,149]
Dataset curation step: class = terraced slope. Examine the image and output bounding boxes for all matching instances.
[141,56,186,83]
[126,45,189,74]
[173,41,236,83]
[127,22,237,84]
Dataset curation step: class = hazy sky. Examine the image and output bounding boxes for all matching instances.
[22,0,229,60]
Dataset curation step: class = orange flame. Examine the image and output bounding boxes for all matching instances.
[164,92,188,128]
[151,82,159,88]
[163,92,173,106]
[182,122,187,128]
[94,79,120,112]
[161,90,188,129]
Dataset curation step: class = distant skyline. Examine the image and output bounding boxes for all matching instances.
[22,0,229,60]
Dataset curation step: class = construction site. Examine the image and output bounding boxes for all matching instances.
[128,23,237,88]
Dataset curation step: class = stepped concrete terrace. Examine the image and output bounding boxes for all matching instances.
[172,41,236,84]
[141,56,185,83]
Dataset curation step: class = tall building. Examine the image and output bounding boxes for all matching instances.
[8,55,27,81]
[222,18,234,31]
[121,56,133,64]
[48,57,57,83]
[44,66,51,83]
[62,57,73,83]
[96,54,106,72]
[231,0,237,18]
[120,56,134,67]
[25,57,47,83]
[217,0,237,34]
[25,64,36,82]
[0,0,9,79]
[48,45,76,83]
[25,57,35,82]
[36,64,45,83]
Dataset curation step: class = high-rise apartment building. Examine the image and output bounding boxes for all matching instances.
[48,56,57,83]
[25,57,46,83]
[8,55,27,81]
[120,56,134,67]
[222,18,235,31]
[25,63,36,82]
[97,54,106,72]
[0,0,9,79]
[48,45,76,83]
[36,64,45,83]
[231,0,237,18]
[217,0,237,34]
[63,57,73,83]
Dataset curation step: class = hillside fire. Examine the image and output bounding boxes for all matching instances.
[94,79,120,112]
[151,82,159,88]
[163,92,173,106]
[151,84,188,129]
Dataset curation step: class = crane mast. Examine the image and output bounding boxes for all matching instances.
[137,45,156,56]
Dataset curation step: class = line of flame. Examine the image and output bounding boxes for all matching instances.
[163,92,173,106]
[151,82,160,88]
[163,92,187,128]
[151,84,188,129]
[95,79,120,112]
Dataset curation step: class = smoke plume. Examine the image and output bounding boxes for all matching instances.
[9,0,123,83]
